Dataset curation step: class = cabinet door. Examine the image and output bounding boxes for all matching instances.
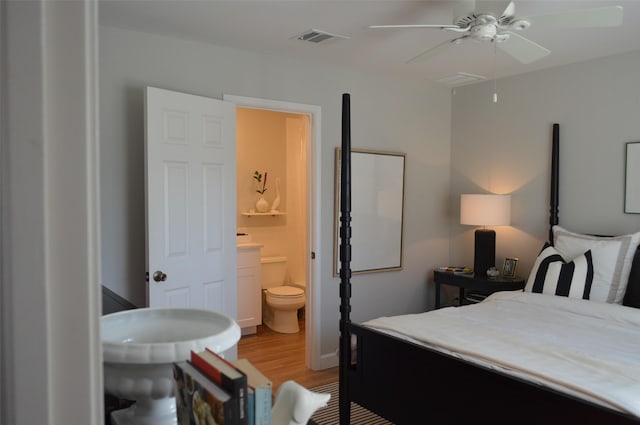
[237,247,262,329]
[237,265,261,328]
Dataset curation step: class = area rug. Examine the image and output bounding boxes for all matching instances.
[309,381,394,425]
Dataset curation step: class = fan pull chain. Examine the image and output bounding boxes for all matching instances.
[492,39,498,103]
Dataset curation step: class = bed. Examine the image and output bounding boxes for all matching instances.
[337,94,640,424]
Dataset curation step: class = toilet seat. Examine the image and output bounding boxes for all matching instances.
[267,286,304,298]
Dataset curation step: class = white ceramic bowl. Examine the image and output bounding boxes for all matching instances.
[102,307,240,403]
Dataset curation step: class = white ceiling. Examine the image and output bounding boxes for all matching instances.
[99,0,640,86]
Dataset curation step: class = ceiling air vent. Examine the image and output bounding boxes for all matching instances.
[294,29,349,44]
[435,72,487,86]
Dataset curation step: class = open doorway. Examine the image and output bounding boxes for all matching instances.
[224,95,322,370]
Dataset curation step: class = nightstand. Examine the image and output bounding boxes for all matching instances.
[434,270,525,309]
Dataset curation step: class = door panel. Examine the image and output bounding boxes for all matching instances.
[164,161,189,257]
[145,87,236,317]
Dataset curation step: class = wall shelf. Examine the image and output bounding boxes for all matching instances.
[241,212,286,217]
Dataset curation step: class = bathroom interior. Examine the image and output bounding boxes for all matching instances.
[235,107,310,341]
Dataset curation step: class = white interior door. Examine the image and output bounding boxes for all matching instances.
[145,87,237,318]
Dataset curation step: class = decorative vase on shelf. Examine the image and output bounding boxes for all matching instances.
[271,178,281,212]
[256,195,269,213]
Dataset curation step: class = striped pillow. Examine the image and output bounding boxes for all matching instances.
[525,243,594,299]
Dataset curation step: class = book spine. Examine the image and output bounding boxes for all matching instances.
[193,351,248,425]
[254,387,271,425]
[219,370,248,425]
[236,377,248,425]
[204,383,237,425]
[223,397,236,425]
[247,390,255,425]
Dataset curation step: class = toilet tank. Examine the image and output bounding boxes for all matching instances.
[260,256,287,289]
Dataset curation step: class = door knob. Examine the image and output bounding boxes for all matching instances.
[152,271,167,282]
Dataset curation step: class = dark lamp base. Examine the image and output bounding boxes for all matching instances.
[474,229,496,278]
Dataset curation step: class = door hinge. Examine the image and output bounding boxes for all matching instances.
[145,272,149,282]
[311,251,316,259]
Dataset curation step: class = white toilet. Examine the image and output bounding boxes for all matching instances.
[261,256,305,334]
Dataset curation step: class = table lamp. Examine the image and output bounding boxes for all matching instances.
[460,194,511,277]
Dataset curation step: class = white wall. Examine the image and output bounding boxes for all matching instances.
[236,108,287,220]
[99,26,452,360]
[450,50,640,280]
[236,109,307,290]
[236,108,296,261]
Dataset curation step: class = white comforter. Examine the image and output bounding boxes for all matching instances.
[363,291,640,417]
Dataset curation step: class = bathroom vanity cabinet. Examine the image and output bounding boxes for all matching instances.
[237,243,263,334]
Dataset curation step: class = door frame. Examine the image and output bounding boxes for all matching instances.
[1,1,102,422]
[223,94,323,370]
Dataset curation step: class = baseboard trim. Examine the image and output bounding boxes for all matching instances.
[316,350,339,370]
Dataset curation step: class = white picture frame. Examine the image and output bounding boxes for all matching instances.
[334,148,406,275]
[625,142,640,214]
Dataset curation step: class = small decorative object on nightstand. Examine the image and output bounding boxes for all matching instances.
[502,257,519,279]
[486,267,500,278]
[433,270,525,309]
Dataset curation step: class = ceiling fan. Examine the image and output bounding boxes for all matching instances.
[368,0,623,65]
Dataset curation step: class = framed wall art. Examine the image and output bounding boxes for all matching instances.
[333,148,406,275]
[625,141,640,214]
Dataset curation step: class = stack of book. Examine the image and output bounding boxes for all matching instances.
[438,266,473,274]
[173,349,272,425]
[232,359,272,425]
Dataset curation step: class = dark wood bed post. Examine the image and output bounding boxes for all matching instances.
[338,93,352,425]
[550,123,560,242]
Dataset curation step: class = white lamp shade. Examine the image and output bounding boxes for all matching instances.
[460,194,511,226]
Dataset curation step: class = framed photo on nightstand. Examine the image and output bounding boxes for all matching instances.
[502,257,518,279]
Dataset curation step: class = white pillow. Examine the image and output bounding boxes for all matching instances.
[525,244,594,299]
[553,226,640,303]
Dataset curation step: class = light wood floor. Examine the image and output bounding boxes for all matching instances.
[237,318,338,394]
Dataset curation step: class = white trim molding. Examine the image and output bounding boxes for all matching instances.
[1,1,102,423]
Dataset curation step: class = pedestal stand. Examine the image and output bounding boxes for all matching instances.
[111,398,177,425]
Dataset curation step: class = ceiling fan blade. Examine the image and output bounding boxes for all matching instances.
[528,5,623,28]
[474,1,514,18]
[407,36,467,64]
[498,31,550,64]
[368,24,460,30]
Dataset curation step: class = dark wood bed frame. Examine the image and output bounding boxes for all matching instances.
[337,94,640,424]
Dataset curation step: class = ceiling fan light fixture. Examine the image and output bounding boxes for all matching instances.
[471,23,497,41]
